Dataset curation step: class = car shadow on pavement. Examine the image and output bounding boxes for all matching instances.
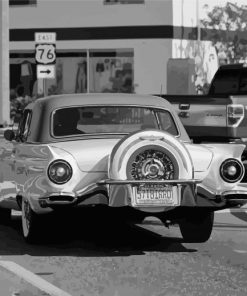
[0,211,197,257]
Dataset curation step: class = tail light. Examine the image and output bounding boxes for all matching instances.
[48,160,72,184]
[220,158,244,183]
[227,104,244,127]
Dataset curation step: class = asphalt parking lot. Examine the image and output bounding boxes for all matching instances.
[0,128,247,296]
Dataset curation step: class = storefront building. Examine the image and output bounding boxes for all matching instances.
[8,0,245,106]
[9,0,175,98]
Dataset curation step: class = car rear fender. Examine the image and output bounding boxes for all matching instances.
[199,143,245,192]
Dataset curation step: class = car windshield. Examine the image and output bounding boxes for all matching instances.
[52,106,178,137]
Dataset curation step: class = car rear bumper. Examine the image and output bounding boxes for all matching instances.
[25,179,247,214]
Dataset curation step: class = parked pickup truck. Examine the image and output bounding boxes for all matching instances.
[158,63,247,161]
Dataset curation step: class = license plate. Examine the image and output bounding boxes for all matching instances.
[131,185,180,207]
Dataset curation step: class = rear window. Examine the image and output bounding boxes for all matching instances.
[52,106,178,137]
[210,68,247,95]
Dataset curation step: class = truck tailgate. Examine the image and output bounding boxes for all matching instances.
[159,95,231,140]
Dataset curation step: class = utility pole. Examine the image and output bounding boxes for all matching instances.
[180,0,184,58]
[0,0,10,126]
[196,0,201,43]
[196,0,201,56]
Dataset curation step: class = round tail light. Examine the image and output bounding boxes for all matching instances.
[48,160,72,184]
[220,159,244,183]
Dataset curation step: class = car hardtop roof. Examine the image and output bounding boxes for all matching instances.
[25,93,190,143]
[30,93,172,110]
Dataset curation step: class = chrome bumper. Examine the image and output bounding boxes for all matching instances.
[97,179,202,185]
[37,186,108,208]
[222,189,247,203]
[34,181,247,212]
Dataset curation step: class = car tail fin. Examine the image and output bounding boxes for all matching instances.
[204,143,245,160]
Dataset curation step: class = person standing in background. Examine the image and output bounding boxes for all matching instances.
[10,85,25,124]
[75,61,87,93]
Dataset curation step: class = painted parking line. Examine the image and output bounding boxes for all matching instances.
[234,249,247,254]
[217,207,247,213]
[215,208,247,222]
[0,261,72,296]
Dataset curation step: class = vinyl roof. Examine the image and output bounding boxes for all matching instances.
[30,93,172,110]
[26,93,189,143]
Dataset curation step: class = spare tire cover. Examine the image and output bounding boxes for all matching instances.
[109,130,193,181]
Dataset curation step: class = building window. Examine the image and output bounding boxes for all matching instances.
[89,49,134,93]
[10,48,134,108]
[44,52,88,96]
[9,0,36,6]
[104,0,144,4]
[10,51,87,101]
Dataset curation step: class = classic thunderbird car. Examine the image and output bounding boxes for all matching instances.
[1,93,247,243]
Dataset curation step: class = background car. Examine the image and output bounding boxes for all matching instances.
[1,93,247,243]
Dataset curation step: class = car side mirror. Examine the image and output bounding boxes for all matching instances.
[4,129,15,141]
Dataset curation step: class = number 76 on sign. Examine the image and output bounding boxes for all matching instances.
[35,44,56,65]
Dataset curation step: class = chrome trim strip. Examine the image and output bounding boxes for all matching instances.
[40,192,78,205]
[97,179,201,185]
[45,198,77,205]
[49,192,76,197]
[222,190,247,197]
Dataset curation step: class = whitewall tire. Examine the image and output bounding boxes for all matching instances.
[21,198,40,243]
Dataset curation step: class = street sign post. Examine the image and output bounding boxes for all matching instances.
[35,32,56,96]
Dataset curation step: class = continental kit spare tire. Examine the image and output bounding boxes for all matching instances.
[109,130,193,182]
